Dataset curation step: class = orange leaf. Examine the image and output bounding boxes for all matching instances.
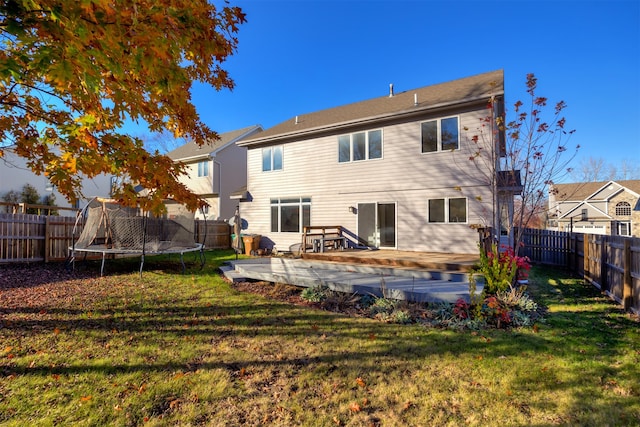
[80,395,92,401]
[349,402,361,413]
[355,377,366,388]
[54,328,61,335]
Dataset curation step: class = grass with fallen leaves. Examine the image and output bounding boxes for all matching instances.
[1,251,638,426]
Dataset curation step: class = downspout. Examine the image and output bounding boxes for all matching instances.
[213,159,222,219]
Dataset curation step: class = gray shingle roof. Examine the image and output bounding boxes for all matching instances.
[553,180,640,200]
[239,70,504,146]
[167,125,262,161]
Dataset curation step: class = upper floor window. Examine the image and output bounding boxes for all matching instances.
[197,160,209,177]
[270,197,311,233]
[262,146,283,172]
[615,201,631,216]
[421,116,459,153]
[338,129,383,163]
[428,197,467,223]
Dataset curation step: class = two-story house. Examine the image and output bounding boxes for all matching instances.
[0,146,113,214]
[549,180,640,237]
[236,70,512,254]
[167,125,262,221]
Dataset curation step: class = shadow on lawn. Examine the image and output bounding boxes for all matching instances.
[2,261,639,424]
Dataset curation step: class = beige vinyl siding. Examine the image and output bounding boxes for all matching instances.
[241,108,494,254]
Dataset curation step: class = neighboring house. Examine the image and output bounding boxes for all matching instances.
[167,125,262,221]
[549,180,640,237]
[236,70,514,254]
[0,147,113,215]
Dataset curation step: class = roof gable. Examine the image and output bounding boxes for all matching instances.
[167,125,262,161]
[553,180,640,202]
[240,70,504,146]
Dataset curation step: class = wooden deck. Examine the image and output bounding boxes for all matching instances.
[301,249,479,272]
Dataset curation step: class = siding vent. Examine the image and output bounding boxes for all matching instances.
[389,83,394,97]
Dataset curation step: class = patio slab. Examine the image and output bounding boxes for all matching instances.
[221,256,481,304]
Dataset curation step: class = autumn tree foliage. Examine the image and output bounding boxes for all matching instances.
[467,74,578,251]
[0,0,245,214]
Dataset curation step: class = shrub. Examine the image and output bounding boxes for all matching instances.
[300,285,329,303]
[470,243,531,295]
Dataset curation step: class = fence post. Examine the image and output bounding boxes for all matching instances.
[583,234,590,283]
[623,238,632,311]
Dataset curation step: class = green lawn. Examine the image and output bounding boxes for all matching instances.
[1,251,638,426]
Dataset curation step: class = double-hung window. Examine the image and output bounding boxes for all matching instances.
[262,146,283,172]
[428,197,467,223]
[338,129,383,163]
[197,160,209,177]
[270,197,311,233]
[421,116,459,152]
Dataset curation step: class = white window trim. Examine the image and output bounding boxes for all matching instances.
[270,197,311,233]
[427,197,468,224]
[420,115,460,153]
[197,160,209,177]
[338,129,384,163]
[262,146,284,172]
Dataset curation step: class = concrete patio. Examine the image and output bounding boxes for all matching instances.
[220,250,481,303]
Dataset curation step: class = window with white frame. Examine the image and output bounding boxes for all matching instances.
[270,197,311,232]
[338,129,383,163]
[262,146,283,172]
[615,201,631,216]
[197,160,209,177]
[615,221,631,236]
[428,197,467,223]
[421,116,459,152]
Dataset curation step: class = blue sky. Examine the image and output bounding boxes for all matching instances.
[180,0,639,176]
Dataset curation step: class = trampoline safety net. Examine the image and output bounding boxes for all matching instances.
[73,198,199,253]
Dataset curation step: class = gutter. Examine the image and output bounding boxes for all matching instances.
[237,94,502,147]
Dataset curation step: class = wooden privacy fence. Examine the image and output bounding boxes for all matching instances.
[0,213,77,262]
[0,214,232,264]
[520,228,640,314]
[195,220,231,250]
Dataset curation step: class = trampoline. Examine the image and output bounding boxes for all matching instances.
[68,197,205,275]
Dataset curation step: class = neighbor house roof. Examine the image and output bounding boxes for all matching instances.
[239,70,504,146]
[553,180,640,201]
[167,125,262,161]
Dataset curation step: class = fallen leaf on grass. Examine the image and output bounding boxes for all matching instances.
[355,377,366,388]
[349,402,361,413]
[80,395,92,401]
